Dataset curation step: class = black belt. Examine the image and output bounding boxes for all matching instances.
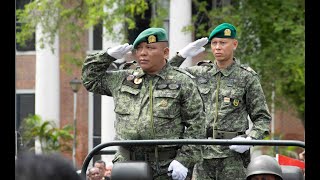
[206,127,245,139]
[130,149,177,161]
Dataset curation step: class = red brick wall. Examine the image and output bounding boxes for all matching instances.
[275,109,305,141]
[16,54,36,89]
[59,17,89,168]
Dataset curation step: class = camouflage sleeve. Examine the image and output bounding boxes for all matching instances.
[174,77,206,170]
[81,50,128,95]
[246,75,272,140]
[168,54,186,67]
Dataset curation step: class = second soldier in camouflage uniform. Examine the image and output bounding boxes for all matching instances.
[82,27,205,180]
[170,23,271,179]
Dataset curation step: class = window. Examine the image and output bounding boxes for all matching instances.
[16,93,35,153]
[93,23,103,50]
[16,93,35,130]
[16,0,36,51]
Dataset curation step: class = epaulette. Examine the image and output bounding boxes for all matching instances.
[119,60,139,70]
[173,66,195,79]
[240,64,257,75]
[196,60,213,66]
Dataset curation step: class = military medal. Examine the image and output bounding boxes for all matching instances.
[159,99,168,107]
[126,75,135,81]
[233,99,240,106]
[134,78,142,84]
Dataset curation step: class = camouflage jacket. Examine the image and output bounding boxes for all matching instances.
[81,50,206,168]
[170,55,271,158]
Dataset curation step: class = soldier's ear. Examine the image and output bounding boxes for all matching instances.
[164,47,169,57]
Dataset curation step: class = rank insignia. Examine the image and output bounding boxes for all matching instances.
[148,35,157,43]
[126,75,135,81]
[224,29,231,36]
[232,99,240,106]
[134,78,143,84]
[159,99,168,107]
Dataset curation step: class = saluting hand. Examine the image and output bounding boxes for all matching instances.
[178,37,208,58]
[107,43,133,59]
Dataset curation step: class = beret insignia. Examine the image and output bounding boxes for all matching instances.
[148,35,157,43]
[224,29,231,36]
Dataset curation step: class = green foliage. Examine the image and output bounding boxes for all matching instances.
[19,114,73,154]
[16,0,150,70]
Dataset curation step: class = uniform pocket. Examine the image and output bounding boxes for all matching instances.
[153,90,180,119]
[114,85,141,115]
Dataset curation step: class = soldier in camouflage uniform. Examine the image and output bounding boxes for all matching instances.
[169,23,271,179]
[81,27,205,180]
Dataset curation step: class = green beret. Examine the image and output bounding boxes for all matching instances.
[208,23,236,41]
[133,28,168,48]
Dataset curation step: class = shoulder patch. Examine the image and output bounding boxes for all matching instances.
[173,66,195,79]
[240,64,257,75]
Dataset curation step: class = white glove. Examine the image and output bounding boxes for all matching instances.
[229,136,252,153]
[107,43,133,59]
[167,160,188,180]
[178,37,208,58]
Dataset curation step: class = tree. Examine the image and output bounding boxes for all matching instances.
[16,0,167,72]
[19,114,73,154]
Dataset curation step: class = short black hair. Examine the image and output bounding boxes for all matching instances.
[94,160,106,167]
[15,152,84,180]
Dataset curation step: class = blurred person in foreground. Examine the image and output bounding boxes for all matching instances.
[15,152,84,180]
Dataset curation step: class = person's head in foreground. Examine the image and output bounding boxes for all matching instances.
[246,155,283,180]
[15,152,83,180]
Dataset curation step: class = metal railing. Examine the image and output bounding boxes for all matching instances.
[80,139,305,178]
